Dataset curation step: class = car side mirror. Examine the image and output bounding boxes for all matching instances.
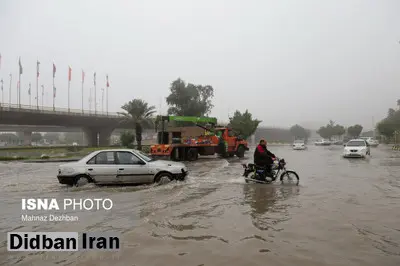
[137,160,146,165]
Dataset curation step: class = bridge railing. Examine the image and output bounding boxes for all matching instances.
[0,103,124,118]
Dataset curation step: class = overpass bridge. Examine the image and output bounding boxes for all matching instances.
[0,103,133,146]
[0,125,129,134]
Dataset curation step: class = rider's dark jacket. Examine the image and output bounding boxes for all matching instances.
[254,144,275,167]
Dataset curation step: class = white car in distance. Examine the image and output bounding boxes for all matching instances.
[343,139,370,158]
[292,139,307,150]
[360,137,379,147]
[57,149,188,186]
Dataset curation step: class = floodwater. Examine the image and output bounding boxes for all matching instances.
[0,145,399,266]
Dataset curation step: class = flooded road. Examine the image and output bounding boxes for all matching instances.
[0,145,399,266]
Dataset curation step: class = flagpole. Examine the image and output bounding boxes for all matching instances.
[101,88,104,113]
[106,75,109,116]
[52,62,56,111]
[9,74,11,106]
[94,73,97,115]
[68,66,71,113]
[36,69,39,110]
[41,85,44,110]
[36,60,40,110]
[81,71,84,114]
[52,75,55,111]
[29,83,31,107]
[68,80,70,112]
[1,80,3,106]
[89,87,92,114]
[18,73,21,108]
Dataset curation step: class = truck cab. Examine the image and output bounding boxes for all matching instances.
[214,127,249,157]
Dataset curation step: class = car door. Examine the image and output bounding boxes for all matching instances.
[85,151,118,184]
[115,151,151,184]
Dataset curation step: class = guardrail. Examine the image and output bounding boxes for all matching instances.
[0,103,123,118]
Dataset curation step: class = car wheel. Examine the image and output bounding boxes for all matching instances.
[74,175,90,187]
[154,172,173,185]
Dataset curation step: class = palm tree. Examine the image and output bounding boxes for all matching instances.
[397,99,400,110]
[118,99,156,150]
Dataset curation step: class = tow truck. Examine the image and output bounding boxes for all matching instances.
[150,115,249,161]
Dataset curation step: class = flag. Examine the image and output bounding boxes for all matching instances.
[41,85,44,96]
[82,70,85,83]
[1,79,3,91]
[68,66,72,81]
[106,75,109,87]
[53,86,56,98]
[19,57,23,75]
[17,81,20,89]
[28,83,31,95]
[94,72,96,86]
[0,53,2,69]
[36,60,40,78]
[53,63,56,78]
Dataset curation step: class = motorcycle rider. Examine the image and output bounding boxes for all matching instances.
[253,139,276,181]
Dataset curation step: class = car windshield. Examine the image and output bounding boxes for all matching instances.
[346,141,366,147]
[133,150,153,162]
[294,140,304,143]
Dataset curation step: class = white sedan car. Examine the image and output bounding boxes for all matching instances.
[57,149,188,186]
[292,140,307,150]
[343,139,371,158]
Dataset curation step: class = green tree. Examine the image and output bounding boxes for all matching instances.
[377,102,400,141]
[347,124,363,138]
[317,120,345,140]
[120,131,135,148]
[31,132,42,143]
[388,108,396,117]
[317,126,331,139]
[166,78,214,116]
[377,119,396,139]
[333,125,346,139]
[290,124,310,141]
[119,99,156,150]
[317,120,334,140]
[228,110,261,139]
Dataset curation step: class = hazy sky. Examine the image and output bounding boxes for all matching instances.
[0,0,399,129]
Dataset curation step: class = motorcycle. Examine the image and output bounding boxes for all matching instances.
[242,157,299,185]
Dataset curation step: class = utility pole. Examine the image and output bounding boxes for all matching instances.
[101,88,104,113]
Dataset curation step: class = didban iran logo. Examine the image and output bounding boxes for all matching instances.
[21,198,113,222]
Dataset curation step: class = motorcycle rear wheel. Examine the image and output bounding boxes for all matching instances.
[280,170,299,185]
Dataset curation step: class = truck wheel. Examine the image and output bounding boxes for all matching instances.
[186,148,198,161]
[236,145,245,158]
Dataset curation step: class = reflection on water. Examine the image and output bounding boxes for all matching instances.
[242,184,300,231]
[0,145,399,266]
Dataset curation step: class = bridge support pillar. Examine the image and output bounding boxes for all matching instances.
[23,131,32,146]
[84,127,114,147]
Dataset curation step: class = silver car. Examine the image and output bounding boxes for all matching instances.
[57,149,188,186]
